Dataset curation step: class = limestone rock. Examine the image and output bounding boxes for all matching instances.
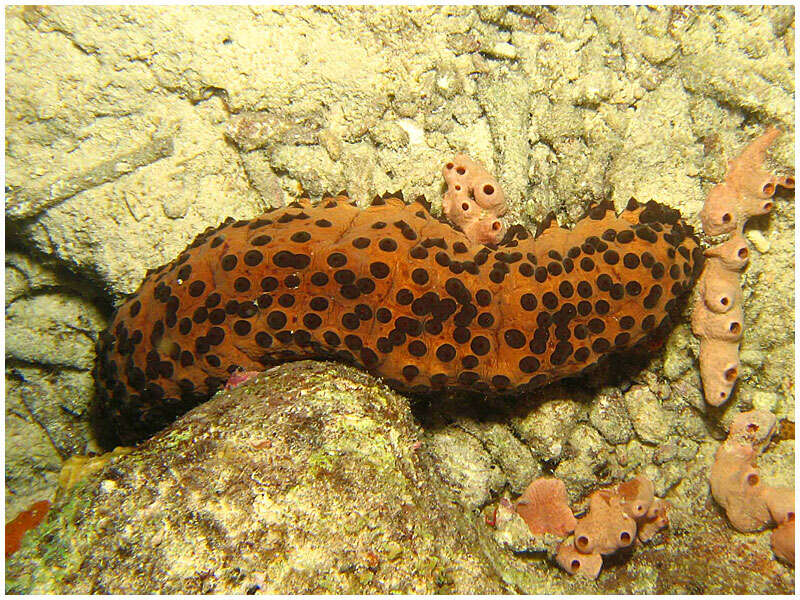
[624,385,673,444]
[425,425,506,511]
[590,390,635,445]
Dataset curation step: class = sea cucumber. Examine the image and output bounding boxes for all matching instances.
[94,159,703,444]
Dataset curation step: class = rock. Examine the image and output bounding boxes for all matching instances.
[555,424,613,501]
[652,438,699,465]
[4,406,63,520]
[678,16,793,126]
[6,368,96,458]
[624,385,673,444]
[508,386,588,464]
[589,390,634,445]
[425,425,506,510]
[5,252,65,305]
[492,499,561,555]
[6,294,105,369]
[6,361,503,594]
[662,324,697,380]
[476,70,531,212]
[485,42,517,60]
[5,253,104,517]
[454,419,541,495]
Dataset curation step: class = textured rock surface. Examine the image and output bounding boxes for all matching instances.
[5,251,105,517]
[4,5,795,592]
[6,362,794,594]
[5,362,504,594]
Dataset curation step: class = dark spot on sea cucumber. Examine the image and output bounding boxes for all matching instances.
[379,238,398,252]
[222,255,238,271]
[470,336,490,356]
[188,281,206,297]
[327,252,347,268]
[244,250,263,266]
[521,294,537,311]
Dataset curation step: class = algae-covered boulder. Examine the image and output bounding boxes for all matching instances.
[5,361,504,594]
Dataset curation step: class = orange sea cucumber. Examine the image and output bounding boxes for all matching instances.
[94,157,703,445]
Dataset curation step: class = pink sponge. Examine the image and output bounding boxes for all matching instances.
[514,477,577,537]
[495,475,670,580]
[700,127,794,235]
[572,490,637,556]
[727,408,778,450]
[710,409,795,566]
[698,236,748,313]
[442,154,507,245]
[693,128,793,406]
[555,539,603,579]
[710,441,773,531]
[637,498,670,543]
[617,474,656,520]
[772,520,795,566]
[554,475,669,580]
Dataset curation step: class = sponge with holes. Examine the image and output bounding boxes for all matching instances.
[700,127,794,235]
[691,234,748,406]
[710,409,795,566]
[555,475,669,579]
[693,128,794,406]
[442,154,507,245]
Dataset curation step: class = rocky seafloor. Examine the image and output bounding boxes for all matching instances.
[5,5,795,594]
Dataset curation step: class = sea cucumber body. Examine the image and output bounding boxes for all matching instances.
[95,195,702,444]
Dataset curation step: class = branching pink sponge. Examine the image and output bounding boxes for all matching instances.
[693,129,794,406]
[495,475,669,579]
[442,154,507,245]
[553,475,669,579]
[710,410,795,566]
[700,127,795,235]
